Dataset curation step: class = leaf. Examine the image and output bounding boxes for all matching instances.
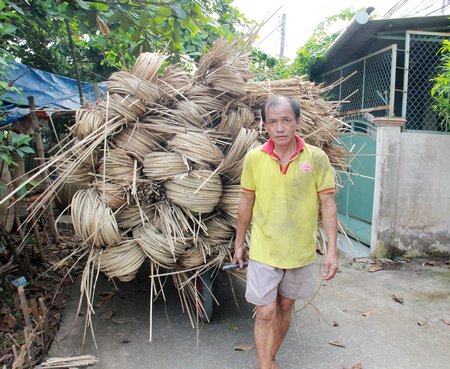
[75,0,91,11]
[57,3,68,13]
[18,146,35,154]
[361,311,371,317]
[139,13,149,27]
[442,319,450,325]
[223,322,239,332]
[96,15,110,36]
[332,320,339,327]
[100,311,114,320]
[158,6,172,17]
[391,294,404,305]
[112,317,133,325]
[329,340,346,348]
[417,320,427,326]
[97,292,116,301]
[233,344,255,351]
[422,260,436,266]
[344,364,363,369]
[132,30,141,42]
[368,265,383,273]
[171,3,187,18]
[0,152,14,165]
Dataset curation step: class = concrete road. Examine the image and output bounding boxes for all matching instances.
[48,254,450,369]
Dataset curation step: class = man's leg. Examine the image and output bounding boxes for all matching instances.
[271,295,295,367]
[254,301,277,369]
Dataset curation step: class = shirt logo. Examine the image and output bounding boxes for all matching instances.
[301,162,312,172]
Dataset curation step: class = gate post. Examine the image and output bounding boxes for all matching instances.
[371,117,406,258]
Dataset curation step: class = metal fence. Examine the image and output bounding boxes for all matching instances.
[320,45,396,120]
[319,31,450,134]
[403,31,449,132]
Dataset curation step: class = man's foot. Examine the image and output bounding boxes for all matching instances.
[271,360,281,369]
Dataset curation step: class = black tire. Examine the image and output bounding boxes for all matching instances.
[196,270,215,322]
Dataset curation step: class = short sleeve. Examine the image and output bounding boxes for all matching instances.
[240,151,256,192]
[314,150,335,193]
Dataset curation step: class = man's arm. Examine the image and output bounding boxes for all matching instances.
[233,191,255,268]
[319,191,339,280]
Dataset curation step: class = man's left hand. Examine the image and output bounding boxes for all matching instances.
[323,253,339,280]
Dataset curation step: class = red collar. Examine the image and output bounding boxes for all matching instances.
[261,135,305,158]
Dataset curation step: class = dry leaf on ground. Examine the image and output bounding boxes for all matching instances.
[233,344,255,351]
[344,363,363,369]
[442,319,450,325]
[362,311,371,317]
[417,320,427,326]
[329,340,346,348]
[100,311,114,320]
[97,292,116,301]
[112,317,133,325]
[223,322,239,332]
[368,265,383,273]
[391,294,404,304]
[94,301,104,309]
[422,260,436,266]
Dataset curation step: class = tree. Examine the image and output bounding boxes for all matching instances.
[431,38,450,131]
[250,48,292,81]
[0,0,21,123]
[291,8,356,79]
[2,0,248,82]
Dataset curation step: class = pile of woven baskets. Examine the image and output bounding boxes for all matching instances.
[40,38,346,324]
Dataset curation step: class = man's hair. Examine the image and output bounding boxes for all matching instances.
[261,96,301,122]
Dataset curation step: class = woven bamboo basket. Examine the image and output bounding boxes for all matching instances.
[164,169,223,214]
[131,52,166,82]
[168,132,224,168]
[98,148,139,186]
[202,214,235,245]
[217,185,241,220]
[74,109,106,140]
[71,188,122,247]
[100,93,146,122]
[116,204,153,231]
[108,71,160,106]
[98,239,146,282]
[54,158,93,184]
[157,66,191,98]
[177,246,206,269]
[133,222,186,269]
[113,125,163,162]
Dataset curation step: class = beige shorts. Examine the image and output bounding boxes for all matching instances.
[245,259,316,306]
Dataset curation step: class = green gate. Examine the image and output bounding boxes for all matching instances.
[336,120,376,245]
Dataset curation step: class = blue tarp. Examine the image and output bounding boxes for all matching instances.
[1,62,105,125]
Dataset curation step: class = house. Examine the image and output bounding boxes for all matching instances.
[310,11,450,258]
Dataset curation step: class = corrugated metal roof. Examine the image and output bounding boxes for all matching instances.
[311,15,450,77]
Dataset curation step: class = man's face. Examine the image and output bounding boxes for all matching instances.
[263,100,299,148]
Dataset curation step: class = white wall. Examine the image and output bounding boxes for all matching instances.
[393,132,450,256]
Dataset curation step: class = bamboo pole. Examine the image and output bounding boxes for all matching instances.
[28,96,58,240]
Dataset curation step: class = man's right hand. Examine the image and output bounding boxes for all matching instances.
[233,243,247,269]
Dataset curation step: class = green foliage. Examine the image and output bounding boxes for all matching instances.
[0,0,21,123]
[2,0,248,82]
[431,38,450,130]
[0,130,35,168]
[250,49,293,81]
[291,8,356,78]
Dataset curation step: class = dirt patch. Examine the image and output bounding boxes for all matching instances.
[0,229,82,369]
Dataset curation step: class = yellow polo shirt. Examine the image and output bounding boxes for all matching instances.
[241,135,335,269]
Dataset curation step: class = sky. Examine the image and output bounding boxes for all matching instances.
[231,0,449,60]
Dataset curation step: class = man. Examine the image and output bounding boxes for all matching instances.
[233,95,339,369]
